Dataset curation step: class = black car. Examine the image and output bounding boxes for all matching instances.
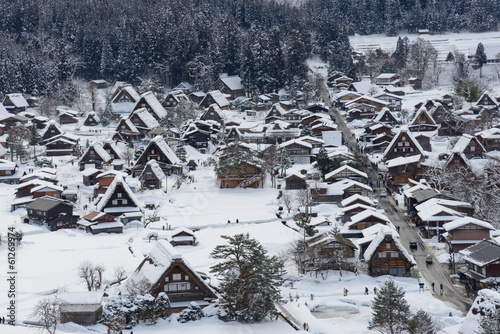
[409,242,417,250]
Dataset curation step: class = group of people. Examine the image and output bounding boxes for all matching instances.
[227,219,239,224]
[431,282,444,295]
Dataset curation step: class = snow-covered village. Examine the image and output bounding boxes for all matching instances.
[3,1,500,334]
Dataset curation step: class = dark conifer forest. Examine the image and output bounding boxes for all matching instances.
[0,0,498,98]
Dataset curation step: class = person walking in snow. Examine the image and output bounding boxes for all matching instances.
[373,287,377,295]
[432,282,435,291]
[440,283,444,295]
[365,287,369,295]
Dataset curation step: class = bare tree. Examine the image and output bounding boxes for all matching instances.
[77,261,104,291]
[261,145,279,187]
[124,278,152,302]
[31,297,61,334]
[122,146,135,166]
[113,266,127,285]
[280,190,295,214]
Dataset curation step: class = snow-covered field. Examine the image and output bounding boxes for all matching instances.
[0,163,464,334]
[350,31,500,62]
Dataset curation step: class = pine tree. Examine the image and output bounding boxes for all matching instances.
[210,233,286,323]
[154,292,171,320]
[408,309,435,334]
[316,147,334,180]
[475,42,487,77]
[29,124,41,158]
[175,144,187,163]
[301,126,313,137]
[178,301,204,323]
[392,37,409,69]
[478,307,500,334]
[278,147,291,176]
[369,279,411,334]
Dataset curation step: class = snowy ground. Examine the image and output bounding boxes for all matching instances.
[350,31,500,62]
[0,163,466,333]
[6,31,500,334]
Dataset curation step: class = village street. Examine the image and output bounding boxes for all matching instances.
[330,105,473,315]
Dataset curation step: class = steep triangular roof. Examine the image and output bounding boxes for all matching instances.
[139,159,166,181]
[383,127,425,160]
[451,134,486,154]
[364,229,416,264]
[78,143,112,164]
[96,175,142,212]
[129,107,160,130]
[126,240,217,299]
[135,91,167,120]
[325,165,368,181]
[135,136,181,167]
[373,107,399,124]
[410,107,437,126]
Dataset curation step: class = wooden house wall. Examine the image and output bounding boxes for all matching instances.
[285,176,307,189]
[33,190,62,199]
[150,261,214,307]
[368,236,412,277]
[0,168,16,176]
[102,183,136,211]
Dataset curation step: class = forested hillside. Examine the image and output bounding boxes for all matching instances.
[310,0,499,36]
[0,0,351,98]
[0,0,498,100]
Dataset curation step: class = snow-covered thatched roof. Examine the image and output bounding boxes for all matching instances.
[139,91,167,119]
[363,228,416,265]
[131,107,160,129]
[96,175,142,212]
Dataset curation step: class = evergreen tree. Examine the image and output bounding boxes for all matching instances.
[408,309,435,334]
[210,233,286,323]
[29,124,41,158]
[278,147,292,176]
[392,37,409,69]
[316,147,334,181]
[178,302,204,323]
[478,307,500,334]
[475,42,488,77]
[300,126,313,137]
[154,292,171,320]
[369,279,411,334]
[175,143,187,163]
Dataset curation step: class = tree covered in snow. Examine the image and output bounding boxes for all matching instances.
[154,292,171,320]
[177,302,204,323]
[475,42,488,78]
[478,307,500,334]
[369,278,411,334]
[407,309,436,334]
[210,233,286,323]
[175,144,187,163]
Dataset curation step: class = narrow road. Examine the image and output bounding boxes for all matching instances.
[379,194,472,314]
[327,91,472,314]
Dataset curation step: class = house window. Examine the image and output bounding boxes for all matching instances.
[122,199,128,205]
[386,243,391,249]
[5,170,11,175]
[185,275,189,280]
[471,146,476,151]
[112,200,117,205]
[391,252,399,258]
[166,282,190,292]
[117,193,122,198]
[379,252,387,258]
[398,142,403,147]
[172,273,182,281]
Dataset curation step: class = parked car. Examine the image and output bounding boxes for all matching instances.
[380,190,387,197]
[426,255,433,264]
[409,242,417,250]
